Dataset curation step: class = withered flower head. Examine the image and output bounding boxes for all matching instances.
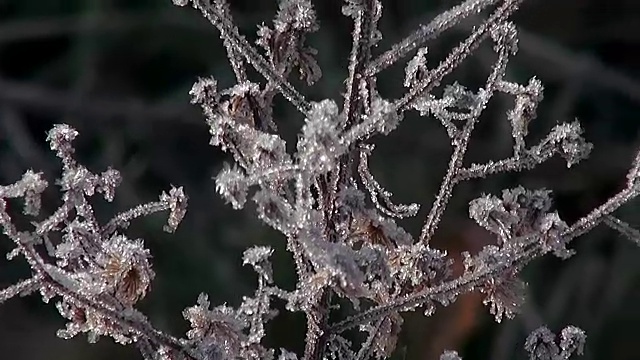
[100,234,154,305]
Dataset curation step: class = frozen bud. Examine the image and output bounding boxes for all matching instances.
[172,0,190,6]
[277,349,298,360]
[297,47,322,85]
[559,326,586,357]
[543,121,593,168]
[98,168,122,202]
[442,82,480,111]
[526,77,544,103]
[538,212,573,259]
[501,186,552,235]
[47,124,79,162]
[243,246,274,283]
[256,24,273,52]
[481,270,526,323]
[243,246,273,266]
[525,326,559,360]
[468,193,516,239]
[161,186,188,233]
[274,0,319,33]
[248,132,290,169]
[59,166,99,195]
[20,170,48,216]
[523,325,585,360]
[470,186,565,247]
[189,76,219,106]
[47,124,78,150]
[391,243,451,290]
[183,294,245,357]
[215,164,249,210]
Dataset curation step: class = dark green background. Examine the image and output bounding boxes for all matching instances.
[1,0,640,359]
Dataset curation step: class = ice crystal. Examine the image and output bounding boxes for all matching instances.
[215,164,249,209]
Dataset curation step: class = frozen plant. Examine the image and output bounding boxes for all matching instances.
[2,0,640,359]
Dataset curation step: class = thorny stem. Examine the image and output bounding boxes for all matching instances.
[306,172,344,360]
[192,0,311,114]
[453,122,582,182]
[563,186,640,242]
[363,0,501,78]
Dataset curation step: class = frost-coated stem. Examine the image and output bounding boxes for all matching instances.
[303,290,331,360]
[364,0,501,77]
[419,123,474,243]
[0,277,40,304]
[393,0,523,112]
[342,0,377,127]
[419,41,510,243]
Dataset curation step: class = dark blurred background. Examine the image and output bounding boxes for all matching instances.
[1,0,640,359]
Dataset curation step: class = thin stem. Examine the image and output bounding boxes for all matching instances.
[0,277,41,304]
[343,0,378,127]
[364,0,501,78]
[419,121,475,243]
[303,290,331,360]
[419,41,511,243]
[213,0,248,82]
[604,215,640,246]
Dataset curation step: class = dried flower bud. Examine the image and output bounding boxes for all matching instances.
[161,186,188,233]
[99,235,154,305]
